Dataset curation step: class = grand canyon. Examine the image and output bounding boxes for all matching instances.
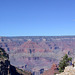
[0,36,75,75]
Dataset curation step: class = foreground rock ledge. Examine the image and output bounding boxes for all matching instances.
[56,66,75,75]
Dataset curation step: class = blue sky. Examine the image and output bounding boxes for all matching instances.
[0,0,75,36]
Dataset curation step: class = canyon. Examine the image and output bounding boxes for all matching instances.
[0,36,75,75]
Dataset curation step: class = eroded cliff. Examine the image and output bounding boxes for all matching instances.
[0,47,32,75]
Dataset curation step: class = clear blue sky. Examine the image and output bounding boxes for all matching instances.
[0,0,75,36]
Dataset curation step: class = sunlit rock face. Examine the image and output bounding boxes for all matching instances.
[56,66,75,75]
[0,36,75,75]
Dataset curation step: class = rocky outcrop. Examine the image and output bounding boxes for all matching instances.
[0,59,10,75]
[0,48,32,75]
[41,64,59,75]
[56,66,75,75]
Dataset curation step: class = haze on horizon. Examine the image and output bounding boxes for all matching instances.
[0,0,75,36]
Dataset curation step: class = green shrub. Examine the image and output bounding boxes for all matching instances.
[59,54,72,72]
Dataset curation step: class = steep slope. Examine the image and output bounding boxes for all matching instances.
[0,47,32,75]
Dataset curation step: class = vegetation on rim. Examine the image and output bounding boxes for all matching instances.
[59,54,72,73]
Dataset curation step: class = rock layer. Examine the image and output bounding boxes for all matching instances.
[0,36,75,74]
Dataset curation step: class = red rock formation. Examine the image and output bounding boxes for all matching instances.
[41,64,59,75]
